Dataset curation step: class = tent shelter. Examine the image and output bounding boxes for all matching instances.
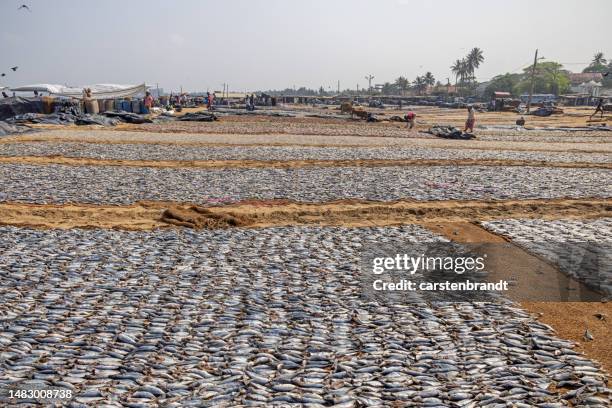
[10,83,147,100]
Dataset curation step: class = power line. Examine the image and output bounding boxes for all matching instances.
[509,60,538,74]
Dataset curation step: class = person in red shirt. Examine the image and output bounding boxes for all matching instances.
[143,92,154,113]
[405,111,416,130]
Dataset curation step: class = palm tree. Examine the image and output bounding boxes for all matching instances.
[423,72,435,87]
[592,52,607,65]
[394,76,410,95]
[459,59,470,94]
[381,82,396,95]
[412,76,427,96]
[450,59,463,87]
[464,47,484,87]
[467,47,484,72]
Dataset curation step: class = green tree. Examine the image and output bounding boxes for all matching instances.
[583,52,608,74]
[450,59,464,88]
[394,76,410,95]
[517,61,570,95]
[583,64,608,74]
[412,76,427,95]
[466,47,485,81]
[592,52,607,65]
[450,48,485,96]
[483,73,523,99]
[381,82,397,95]
[423,72,435,87]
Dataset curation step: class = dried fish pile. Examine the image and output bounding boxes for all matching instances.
[0,164,609,205]
[130,121,612,141]
[1,142,610,164]
[476,133,610,143]
[482,218,612,297]
[0,226,609,407]
[15,129,612,150]
[127,121,425,139]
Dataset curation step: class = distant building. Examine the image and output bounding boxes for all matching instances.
[557,72,605,105]
[570,80,602,97]
[568,72,604,86]
[431,84,457,95]
[492,91,511,99]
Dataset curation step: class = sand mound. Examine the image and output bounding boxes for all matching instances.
[161,206,249,229]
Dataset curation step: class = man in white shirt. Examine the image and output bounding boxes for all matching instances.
[464,105,476,133]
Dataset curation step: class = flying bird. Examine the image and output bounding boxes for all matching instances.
[1,73,5,77]
[18,4,31,12]
[10,67,18,71]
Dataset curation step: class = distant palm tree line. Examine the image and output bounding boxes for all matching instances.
[264,50,611,97]
[450,47,484,95]
[377,49,609,98]
[391,72,436,96]
[385,47,484,96]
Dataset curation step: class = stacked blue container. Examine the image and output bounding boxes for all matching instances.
[131,100,141,114]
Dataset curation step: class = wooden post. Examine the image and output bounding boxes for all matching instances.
[527,49,538,113]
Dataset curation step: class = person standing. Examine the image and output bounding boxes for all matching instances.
[590,98,605,120]
[464,105,476,133]
[249,94,255,110]
[143,91,154,114]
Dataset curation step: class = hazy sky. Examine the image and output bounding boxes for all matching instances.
[1,0,610,93]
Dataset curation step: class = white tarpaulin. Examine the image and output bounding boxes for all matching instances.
[10,83,147,99]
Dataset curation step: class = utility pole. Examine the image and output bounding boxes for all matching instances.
[337,80,340,94]
[365,75,375,94]
[527,49,538,114]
